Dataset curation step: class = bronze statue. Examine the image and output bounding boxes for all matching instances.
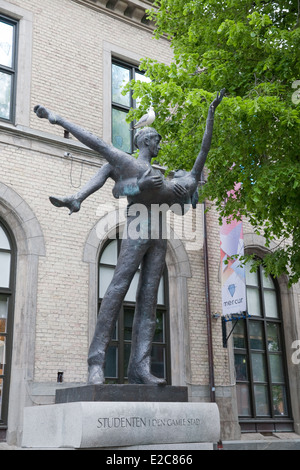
[34,89,225,385]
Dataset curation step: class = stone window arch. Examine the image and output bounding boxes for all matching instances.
[0,182,45,444]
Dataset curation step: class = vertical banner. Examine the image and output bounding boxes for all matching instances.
[220,185,247,318]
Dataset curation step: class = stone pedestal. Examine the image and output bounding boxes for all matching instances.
[22,385,220,449]
[22,400,220,449]
[55,384,188,404]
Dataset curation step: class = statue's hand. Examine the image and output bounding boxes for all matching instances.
[211,88,226,110]
[34,105,57,124]
[138,168,163,191]
[173,183,188,198]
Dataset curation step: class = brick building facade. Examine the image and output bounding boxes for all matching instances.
[0,0,299,446]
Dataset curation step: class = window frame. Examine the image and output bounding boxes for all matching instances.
[0,14,18,124]
[234,261,293,432]
[98,235,171,384]
[111,58,148,154]
[0,220,16,428]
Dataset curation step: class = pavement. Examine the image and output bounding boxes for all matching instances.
[1,433,300,450]
[218,432,300,450]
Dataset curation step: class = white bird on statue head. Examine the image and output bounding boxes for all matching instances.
[134,106,155,129]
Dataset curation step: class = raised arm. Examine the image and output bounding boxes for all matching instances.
[34,105,135,171]
[191,89,225,182]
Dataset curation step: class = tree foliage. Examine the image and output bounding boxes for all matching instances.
[124,0,300,285]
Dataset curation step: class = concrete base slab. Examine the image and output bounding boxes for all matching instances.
[22,401,220,449]
[101,442,214,450]
[220,439,300,450]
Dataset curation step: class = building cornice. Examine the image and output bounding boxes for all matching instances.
[70,0,156,31]
[0,122,103,168]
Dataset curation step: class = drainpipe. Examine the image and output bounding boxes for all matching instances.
[203,197,216,403]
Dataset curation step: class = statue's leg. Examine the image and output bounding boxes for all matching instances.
[34,105,135,171]
[87,235,148,384]
[127,238,167,385]
[34,104,57,123]
[49,195,81,215]
[49,165,112,215]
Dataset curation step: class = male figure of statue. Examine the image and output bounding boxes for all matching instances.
[34,88,224,385]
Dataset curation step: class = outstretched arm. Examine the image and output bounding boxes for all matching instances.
[191,89,225,182]
[34,105,135,171]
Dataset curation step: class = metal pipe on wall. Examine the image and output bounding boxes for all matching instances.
[203,197,216,403]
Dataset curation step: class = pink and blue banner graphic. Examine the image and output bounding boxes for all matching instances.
[220,185,247,318]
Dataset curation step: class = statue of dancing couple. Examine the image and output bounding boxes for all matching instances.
[34,88,225,386]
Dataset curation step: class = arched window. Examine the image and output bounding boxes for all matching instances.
[233,259,293,433]
[98,236,170,384]
[0,222,15,428]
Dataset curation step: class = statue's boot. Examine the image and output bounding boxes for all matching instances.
[127,358,167,385]
[87,320,111,385]
[49,195,81,215]
[127,314,166,386]
[88,363,105,385]
[87,335,108,385]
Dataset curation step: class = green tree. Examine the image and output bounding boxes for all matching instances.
[125,0,300,285]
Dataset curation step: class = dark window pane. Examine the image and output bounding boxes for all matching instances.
[0,71,12,120]
[262,269,275,289]
[0,295,8,334]
[245,260,259,286]
[124,343,131,378]
[246,287,262,317]
[153,310,164,343]
[104,346,118,378]
[111,320,117,341]
[0,226,10,250]
[112,108,131,153]
[157,277,164,305]
[251,353,267,382]
[0,251,11,288]
[236,383,251,416]
[233,320,246,349]
[99,265,114,299]
[124,308,134,341]
[267,323,281,352]
[264,290,278,318]
[134,72,150,106]
[112,64,130,107]
[254,384,270,416]
[0,21,14,68]
[100,239,118,266]
[272,385,288,416]
[124,272,139,302]
[249,322,264,350]
[269,354,284,383]
[151,345,165,378]
[234,353,248,381]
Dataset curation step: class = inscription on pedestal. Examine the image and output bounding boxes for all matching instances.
[22,401,220,449]
[97,416,202,430]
